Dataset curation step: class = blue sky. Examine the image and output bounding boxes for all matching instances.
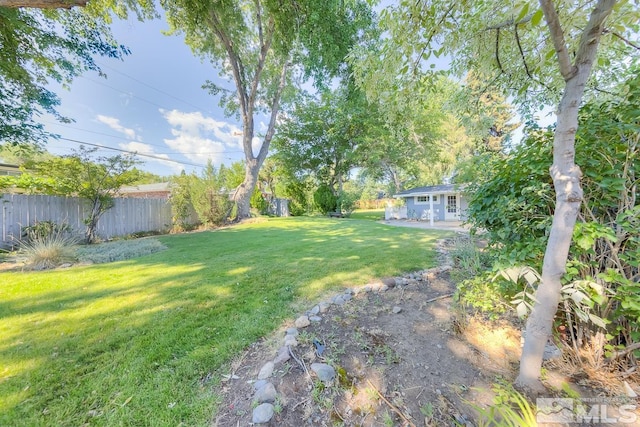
[43,15,256,176]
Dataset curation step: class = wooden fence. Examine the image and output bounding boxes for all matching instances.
[1,194,173,248]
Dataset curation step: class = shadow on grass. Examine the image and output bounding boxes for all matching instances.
[0,217,450,426]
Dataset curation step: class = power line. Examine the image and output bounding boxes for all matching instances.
[44,120,245,155]
[96,61,212,113]
[57,137,207,168]
[79,76,168,110]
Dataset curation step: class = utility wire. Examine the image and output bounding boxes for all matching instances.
[95,60,213,112]
[45,120,244,155]
[57,137,207,168]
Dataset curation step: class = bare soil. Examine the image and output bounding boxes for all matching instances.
[213,267,527,426]
[213,242,640,426]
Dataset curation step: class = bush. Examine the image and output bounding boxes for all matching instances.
[21,220,72,243]
[313,184,337,214]
[337,191,358,217]
[250,187,269,215]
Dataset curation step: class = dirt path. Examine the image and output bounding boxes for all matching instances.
[213,266,523,426]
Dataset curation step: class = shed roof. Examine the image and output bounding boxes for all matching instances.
[394,183,466,197]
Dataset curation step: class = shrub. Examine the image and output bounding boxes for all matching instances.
[250,187,269,215]
[313,184,337,214]
[337,191,358,217]
[21,220,72,242]
[75,238,167,264]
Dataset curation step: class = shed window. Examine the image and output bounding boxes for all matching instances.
[415,195,438,204]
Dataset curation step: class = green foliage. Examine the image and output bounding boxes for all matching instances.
[169,172,198,231]
[19,147,141,244]
[188,161,231,227]
[466,74,640,365]
[272,84,373,190]
[250,187,269,215]
[456,274,512,319]
[471,380,537,427]
[0,3,156,146]
[336,190,358,217]
[21,220,71,243]
[314,184,337,214]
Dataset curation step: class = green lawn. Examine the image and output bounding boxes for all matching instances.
[349,208,385,221]
[0,217,448,426]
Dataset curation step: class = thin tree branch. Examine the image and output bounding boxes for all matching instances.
[495,28,504,72]
[0,0,85,7]
[514,23,533,80]
[605,30,640,51]
[539,0,575,80]
[257,60,289,165]
[486,13,534,30]
[206,9,249,121]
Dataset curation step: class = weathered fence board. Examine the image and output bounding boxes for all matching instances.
[1,194,172,248]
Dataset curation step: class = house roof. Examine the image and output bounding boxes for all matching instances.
[394,183,467,197]
[119,182,171,194]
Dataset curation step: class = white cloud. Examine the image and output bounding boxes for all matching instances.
[160,109,242,164]
[96,115,139,140]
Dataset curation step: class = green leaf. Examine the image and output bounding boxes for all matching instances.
[516,3,529,22]
[531,9,544,26]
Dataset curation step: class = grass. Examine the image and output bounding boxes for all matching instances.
[0,216,449,426]
[349,208,385,221]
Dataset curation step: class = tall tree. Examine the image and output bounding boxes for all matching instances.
[272,85,371,193]
[352,0,639,392]
[0,1,155,145]
[161,0,372,219]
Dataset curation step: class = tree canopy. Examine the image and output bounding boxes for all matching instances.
[161,0,374,218]
[0,1,156,146]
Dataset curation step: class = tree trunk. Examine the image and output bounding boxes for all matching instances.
[233,158,261,219]
[516,0,615,393]
[0,0,86,8]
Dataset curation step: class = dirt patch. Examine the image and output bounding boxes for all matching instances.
[213,268,530,426]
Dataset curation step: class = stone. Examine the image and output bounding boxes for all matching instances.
[362,285,372,293]
[308,305,320,315]
[344,288,353,295]
[376,284,389,293]
[273,346,290,365]
[257,362,274,380]
[284,336,298,347]
[342,293,352,301]
[294,315,310,328]
[333,295,346,306]
[318,302,331,313]
[381,277,397,288]
[624,381,637,398]
[253,382,277,403]
[309,315,322,322]
[311,363,336,384]
[253,379,269,391]
[286,327,299,336]
[252,403,274,424]
[392,306,402,314]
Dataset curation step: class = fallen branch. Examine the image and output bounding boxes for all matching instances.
[607,342,640,362]
[288,345,311,379]
[367,379,417,427]
[425,293,454,304]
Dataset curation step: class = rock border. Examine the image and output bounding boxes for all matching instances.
[248,239,453,423]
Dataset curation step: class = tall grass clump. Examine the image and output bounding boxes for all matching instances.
[19,229,78,270]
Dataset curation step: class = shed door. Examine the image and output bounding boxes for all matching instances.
[445,194,458,220]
